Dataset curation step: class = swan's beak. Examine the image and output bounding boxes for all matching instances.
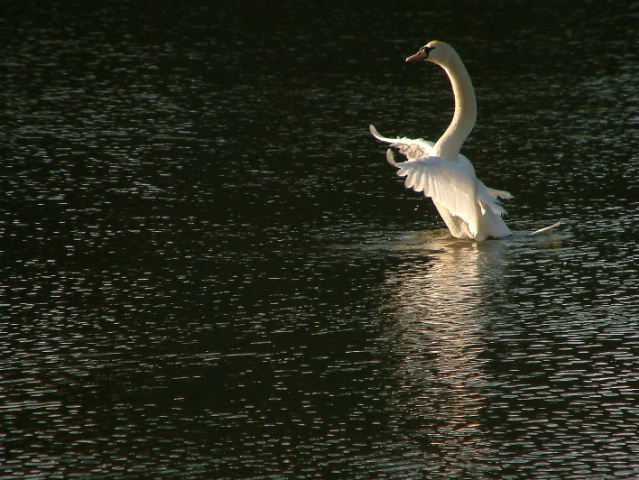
[406,50,428,62]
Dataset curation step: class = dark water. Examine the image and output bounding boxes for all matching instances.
[2,1,638,478]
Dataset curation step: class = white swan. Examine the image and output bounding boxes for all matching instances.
[371,41,513,241]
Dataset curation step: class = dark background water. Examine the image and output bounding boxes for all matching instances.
[1,1,638,478]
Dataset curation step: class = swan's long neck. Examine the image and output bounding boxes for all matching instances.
[433,52,477,161]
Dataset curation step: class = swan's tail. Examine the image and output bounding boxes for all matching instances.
[529,220,562,236]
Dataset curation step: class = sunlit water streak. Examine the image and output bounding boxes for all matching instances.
[379,231,639,477]
[383,239,501,476]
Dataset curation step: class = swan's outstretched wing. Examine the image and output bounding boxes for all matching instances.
[372,124,511,237]
[369,125,435,161]
[386,149,482,233]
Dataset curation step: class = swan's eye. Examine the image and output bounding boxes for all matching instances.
[421,46,435,57]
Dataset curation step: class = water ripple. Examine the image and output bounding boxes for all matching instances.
[1,0,638,478]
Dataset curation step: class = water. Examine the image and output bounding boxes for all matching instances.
[2,1,638,478]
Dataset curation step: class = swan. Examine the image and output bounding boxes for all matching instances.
[370,41,513,241]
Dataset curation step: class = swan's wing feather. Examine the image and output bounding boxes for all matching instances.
[476,181,510,216]
[486,187,513,200]
[394,156,480,229]
[370,125,435,161]
[385,149,398,167]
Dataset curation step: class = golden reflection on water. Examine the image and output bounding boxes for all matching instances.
[384,234,508,468]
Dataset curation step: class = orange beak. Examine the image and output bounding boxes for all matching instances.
[406,50,428,63]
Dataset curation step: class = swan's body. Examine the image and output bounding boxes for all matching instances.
[371,41,512,241]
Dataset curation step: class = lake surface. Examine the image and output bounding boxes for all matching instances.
[1,1,638,478]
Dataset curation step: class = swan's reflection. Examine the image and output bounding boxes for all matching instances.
[384,235,506,470]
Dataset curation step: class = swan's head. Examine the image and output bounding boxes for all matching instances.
[406,40,454,66]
